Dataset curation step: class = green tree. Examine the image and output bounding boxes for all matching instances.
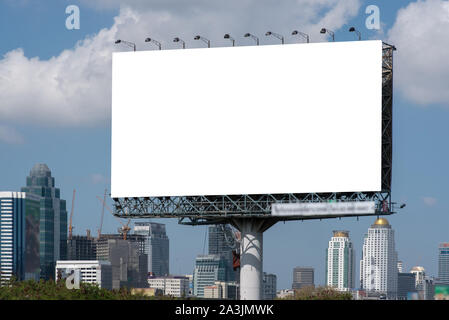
[278,286,352,300]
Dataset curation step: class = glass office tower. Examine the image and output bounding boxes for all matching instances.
[193,254,227,297]
[21,164,67,280]
[133,222,169,276]
[0,192,41,282]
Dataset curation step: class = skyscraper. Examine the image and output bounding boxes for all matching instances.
[0,192,41,282]
[325,230,355,291]
[21,164,68,280]
[360,218,398,299]
[193,254,227,297]
[208,224,237,282]
[292,267,314,289]
[263,272,277,300]
[133,222,169,276]
[438,243,449,284]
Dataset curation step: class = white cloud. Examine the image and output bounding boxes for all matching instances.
[0,124,24,144]
[422,196,437,206]
[0,1,361,127]
[388,0,449,106]
[91,173,107,185]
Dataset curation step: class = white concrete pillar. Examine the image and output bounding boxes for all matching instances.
[231,218,277,300]
[239,220,264,300]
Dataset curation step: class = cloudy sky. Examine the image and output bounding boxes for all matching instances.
[1,0,449,289]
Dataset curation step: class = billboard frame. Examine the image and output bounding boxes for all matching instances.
[112,42,396,225]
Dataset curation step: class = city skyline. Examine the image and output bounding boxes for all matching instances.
[0,162,446,290]
[1,0,449,290]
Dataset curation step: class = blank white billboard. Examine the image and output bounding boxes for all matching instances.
[111,40,382,198]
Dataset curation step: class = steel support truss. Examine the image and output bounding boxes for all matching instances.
[112,42,396,226]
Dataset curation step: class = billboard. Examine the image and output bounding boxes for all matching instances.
[435,285,449,300]
[112,40,382,198]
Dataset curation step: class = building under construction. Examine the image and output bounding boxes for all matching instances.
[67,234,97,260]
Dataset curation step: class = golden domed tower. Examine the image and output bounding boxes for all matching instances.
[371,217,391,228]
[360,217,398,299]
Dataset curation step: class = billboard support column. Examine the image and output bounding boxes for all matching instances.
[231,218,277,300]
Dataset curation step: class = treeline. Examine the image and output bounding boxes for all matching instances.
[0,278,180,300]
[278,286,353,300]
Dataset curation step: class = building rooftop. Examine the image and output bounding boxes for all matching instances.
[30,163,51,177]
[333,230,349,238]
[370,217,391,228]
[410,266,425,273]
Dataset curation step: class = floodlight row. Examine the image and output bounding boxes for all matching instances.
[115,27,363,51]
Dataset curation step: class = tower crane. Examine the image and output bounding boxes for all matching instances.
[97,189,107,239]
[68,189,76,240]
[96,195,131,240]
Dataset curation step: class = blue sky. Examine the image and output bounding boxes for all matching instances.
[0,0,448,289]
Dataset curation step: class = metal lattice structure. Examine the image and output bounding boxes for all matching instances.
[113,42,396,226]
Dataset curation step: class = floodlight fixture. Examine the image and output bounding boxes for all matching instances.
[291,30,310,43]
[320,28,335,41]
[265,31,284,44]
[173,37,186,49]
[194,35,210,48]
[145,37,162,50]
[349,27,361,41]
[115,39,136,51]
[224,34,235,47]
[244,33,259,45]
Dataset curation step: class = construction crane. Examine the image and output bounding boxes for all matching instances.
[96,195,131,240]
[97,189,107,240]
[68,189,76,240]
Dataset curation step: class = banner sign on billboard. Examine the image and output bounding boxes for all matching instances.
[271,201,376,217]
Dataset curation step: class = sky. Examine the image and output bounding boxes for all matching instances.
[0,0,449,289]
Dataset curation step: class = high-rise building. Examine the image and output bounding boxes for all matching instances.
[133,222,169,276]
[55,260,112,290]
[292,267,314,289]
[193,254,227,297]
[96,234,148,289]
[397,273,417,300]
[325,231,355,291]
[0,192,41,282]
[67,235,97,260]
[208,224,237,282]
[21,164,68,280]
[263,272,277,300]
[360,218,398,299]
[438,243,449,284]
[410,266,425,291]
